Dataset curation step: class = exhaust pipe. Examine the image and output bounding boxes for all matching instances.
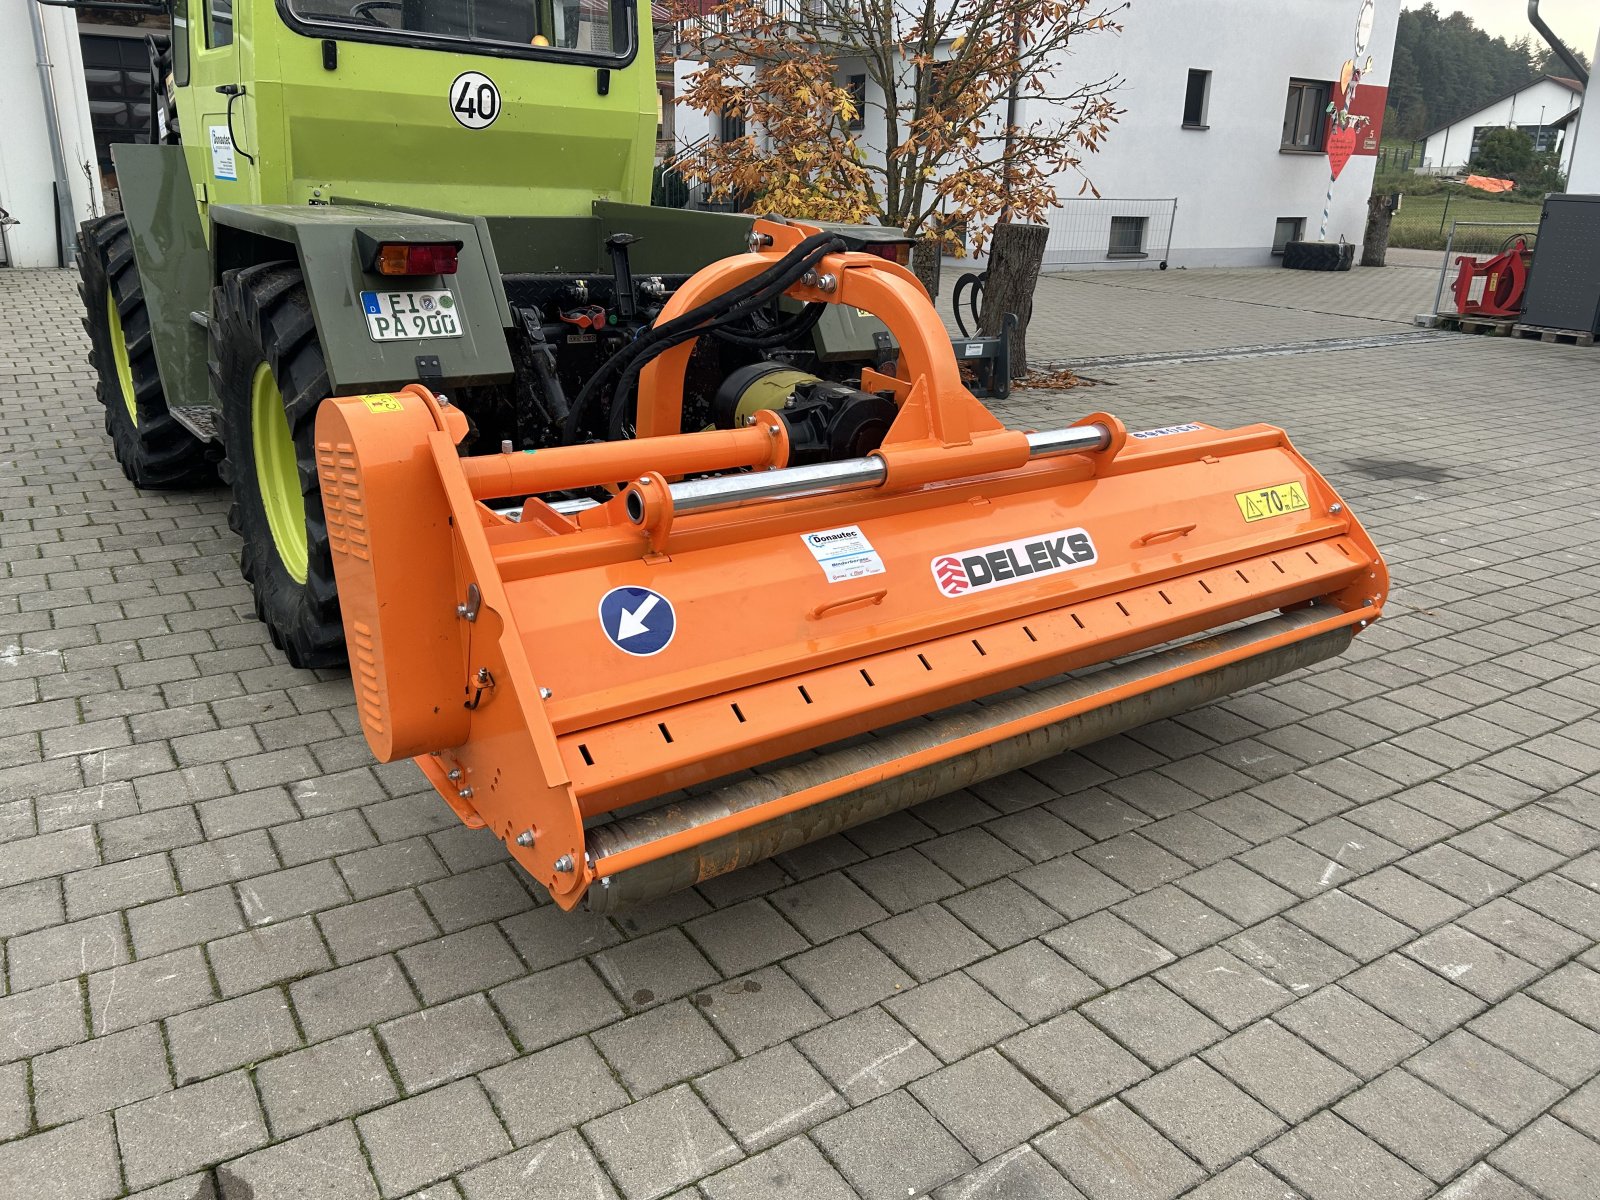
[1528,0,1589,86]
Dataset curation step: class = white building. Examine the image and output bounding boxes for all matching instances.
[674,0,1399,269]
[0,0,103,269]
[1418,75,1584,179]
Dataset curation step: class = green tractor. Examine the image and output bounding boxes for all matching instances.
[65,0,925,667]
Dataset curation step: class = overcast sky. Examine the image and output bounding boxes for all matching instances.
[1403,0,1599,60]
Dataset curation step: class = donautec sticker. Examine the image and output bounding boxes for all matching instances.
[932,528,1097,598]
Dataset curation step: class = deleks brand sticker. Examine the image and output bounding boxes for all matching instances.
[932,528,1097,598]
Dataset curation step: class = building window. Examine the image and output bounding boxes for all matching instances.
[720,109,746,143]
[1470,125,1492,157]
[1107,216,1148,259]
[208,0,234,48]
[846,74,866,132]
[1281,79,1330,151]
[1272,217,1306,256]
[1517,124,1559,154]
[1183,69,1211,128]
[656,83,674,145]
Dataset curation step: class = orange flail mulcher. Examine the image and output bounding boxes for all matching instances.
[315,218,1388,912]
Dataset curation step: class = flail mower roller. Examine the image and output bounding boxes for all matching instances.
[316,219,1388,912]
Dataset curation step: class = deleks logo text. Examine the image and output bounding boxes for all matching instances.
[931,528,1097,597]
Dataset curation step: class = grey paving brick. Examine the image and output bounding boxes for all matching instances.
[911,1047,1063,1160]
[397,923,525,1005]
[845,847,962,914]
[1036,1098,1205,1200]
[691,965,828,1055]
[697,1042,845,1152]
[592,998,734,1097]
[1179,1157,1304,1200]
[1335,1068,1501,1183]
[490,959,624,1052]
[1341,952,1486,1039]
[0,978,86,1064]
[919,827,1041,888]
[768,871,889,943]
[1015,854,1132,919]
[0,1060,27,1140]
[99,807,203,862]
[931,1147,1085,1200]
[590,928,720,1012]
[884,970,1026,1063]
[167,988,300,1083]
[173,829,282,891]
[0,878,65,939]
[358,1079,512,1199]
[480,1036,628,1146]
[1077,832,1191,891]
[1510,873,1600,940]
[967,939,1099,1023]
[1044,910,1176,988]
[1469,993,1600,1088]
[1407,1028,1567,1132]
[1082,976,1225,1069]
[417,863,535,933]
[1257,1111,1432,1200]
[797,1005,940,1102]
[1461,897,1591,969]
[1124,1057,1285,1170]
[32,1022,171,1123]
[1490,1114,1600,1200]
[700,1135,854,1200]
[584,1084,741,1200]
[115,1072,270,1190]
[1404,924,1541,1003]
[379,994,517,1092]
[208,916,333,996]
[498,902,622,972]
[7,911,128,990]
[127,885,244,957]
[335,837,450,901]
[256,1029,399,1137]
[783,931,913,1016]
[1225,918,1358,994]
[89,945,215,1034]
[1000,1010,1149,1113]
[0,826,98,887]
[1435,1164,1539,1200]
[1530,962,1600,1032]
[63,853,174,919]
[942,877,1064,949]
[218,1121,379,1200]
[1114,885,1241,957]
[1284,889,1414,963]
[1398,844,1517,906]
[1275,986,1426,1079]
[236,860,351,930]
[1155,946,1295,1030]
[685,899,808,977]
[1203,1019,1360,1123]
[0,1115,121,1200]
[1344,865,1469,931]
[813,1089,976,1200]
[866,902,992,982]
[457,1131,619,1200]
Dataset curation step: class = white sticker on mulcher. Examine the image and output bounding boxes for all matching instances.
[1130,423,1206,440]
[801,526,886,584]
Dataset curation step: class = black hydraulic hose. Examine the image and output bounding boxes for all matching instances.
[561,233,845,443]
[710,301,827,349]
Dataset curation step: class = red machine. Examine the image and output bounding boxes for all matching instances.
[1453,239,1532,318]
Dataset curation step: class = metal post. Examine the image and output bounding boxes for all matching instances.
[1437,189,1452,236]
[1431,221,1458,317]
[1161,199,1177,269]
[27,3,78,267]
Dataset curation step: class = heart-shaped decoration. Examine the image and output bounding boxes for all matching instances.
[1327,124,1358,180]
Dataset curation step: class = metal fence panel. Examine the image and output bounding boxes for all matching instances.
[1041,198,1178,269]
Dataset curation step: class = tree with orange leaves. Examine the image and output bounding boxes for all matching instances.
[667,0,1126,254]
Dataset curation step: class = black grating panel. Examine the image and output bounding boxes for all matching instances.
[1522,194,1600,334]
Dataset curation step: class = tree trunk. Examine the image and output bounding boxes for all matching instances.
[911,240,942,300]
[1361,193,1397,267]
[979,222,1049,377]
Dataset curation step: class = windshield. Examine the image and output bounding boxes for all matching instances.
[283,0,633,60]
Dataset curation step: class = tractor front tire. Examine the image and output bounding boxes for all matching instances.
[77,214,214,488]
[212,263,346,669]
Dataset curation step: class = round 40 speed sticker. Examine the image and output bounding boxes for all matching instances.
[449,71,501,130]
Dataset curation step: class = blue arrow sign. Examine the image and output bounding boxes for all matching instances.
[598,586,676,656]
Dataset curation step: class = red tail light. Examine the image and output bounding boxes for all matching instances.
[374,242,460,276]
[862,241,913,266]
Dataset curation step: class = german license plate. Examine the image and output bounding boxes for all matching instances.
[360,290,462,341]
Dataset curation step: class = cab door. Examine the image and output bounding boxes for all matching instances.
[187,0,254,213]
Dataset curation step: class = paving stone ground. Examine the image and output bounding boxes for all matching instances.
[3,258,1600,1199]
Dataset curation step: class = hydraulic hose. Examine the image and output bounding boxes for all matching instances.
[561,233,845,444]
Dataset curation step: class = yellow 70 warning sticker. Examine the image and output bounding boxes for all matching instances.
[1235,481,1310,522]
[361,394,405,414]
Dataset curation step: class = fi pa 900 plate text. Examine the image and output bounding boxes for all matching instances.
[360,290,462,342]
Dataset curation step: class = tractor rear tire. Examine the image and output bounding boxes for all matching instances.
[211,263,347,669]
[77,214,214,488]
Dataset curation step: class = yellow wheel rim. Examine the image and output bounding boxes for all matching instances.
[106,289,139,424]
[250,363,309,584]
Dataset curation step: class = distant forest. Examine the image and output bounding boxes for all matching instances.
[1386,4,1591,141]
